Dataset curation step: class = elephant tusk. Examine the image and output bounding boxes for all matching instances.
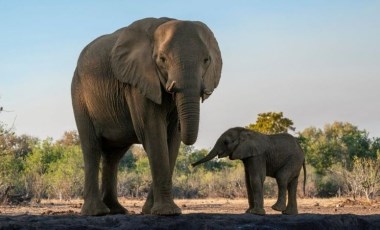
[166,81,176,93]
[204,90,212,95]
[201,90,213,103]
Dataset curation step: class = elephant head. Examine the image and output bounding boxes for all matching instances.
[192,127,269,166]
[111,18,222,145]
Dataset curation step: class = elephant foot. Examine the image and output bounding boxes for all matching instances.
[142,199,154,214]
[272,202,286,212]
[104,200,128,215]
[246,208,266,215]
[282,207,298,215]
[81,200,110,216]
[151,202,181,216]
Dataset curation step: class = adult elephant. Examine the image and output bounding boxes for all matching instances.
[71,17,222,216]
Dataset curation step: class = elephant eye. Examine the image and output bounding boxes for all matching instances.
[223,140,228,145]
[160,56,166,63]
[203,57,210,65]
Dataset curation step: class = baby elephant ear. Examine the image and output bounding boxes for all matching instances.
[230,141,254,160]
[111,18,173,104]
[231,133,266,160]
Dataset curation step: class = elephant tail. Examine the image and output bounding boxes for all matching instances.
[302,160,306,196]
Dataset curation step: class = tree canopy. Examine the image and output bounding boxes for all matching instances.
[300,122,380,174]
[246,112,295,134]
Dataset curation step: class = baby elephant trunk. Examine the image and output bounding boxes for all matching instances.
[191,149,219,167]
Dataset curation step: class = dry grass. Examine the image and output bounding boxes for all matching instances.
[1,197,379,216]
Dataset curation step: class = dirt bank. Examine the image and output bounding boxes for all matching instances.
[1,198,380,229]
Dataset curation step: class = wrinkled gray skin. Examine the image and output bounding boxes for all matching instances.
[71,17,222,216]
[192,127,305,215]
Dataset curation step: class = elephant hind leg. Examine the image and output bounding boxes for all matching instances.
[80,142,110,216]
[73,96,110,216]
[101,147,130,214]
[283,176,299,215]
[272,178,287,212]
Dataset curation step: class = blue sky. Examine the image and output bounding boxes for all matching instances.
[1,1,379,148]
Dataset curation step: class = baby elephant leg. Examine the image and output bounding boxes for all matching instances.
[245,168,265,215]
[246,207,266,215]
[272,177,287,212]
[283,177,299,215]
[245,183,265,215]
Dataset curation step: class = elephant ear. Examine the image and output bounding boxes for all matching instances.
[111,17,174,104]
[194,22,222,101]
[231,132,267,160]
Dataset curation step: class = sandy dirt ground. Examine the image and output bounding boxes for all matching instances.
[1,198,380,229]
[1,197,380,215]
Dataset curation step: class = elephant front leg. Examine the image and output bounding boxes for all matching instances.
[247,177,265,215]
[244,166,255,213]
[149,151,181,215]
[142,119,181,215]
[142,187,154,214]
[244,161,265,215]
[143,130,181,215]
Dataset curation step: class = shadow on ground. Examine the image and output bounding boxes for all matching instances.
[1,213,380,230]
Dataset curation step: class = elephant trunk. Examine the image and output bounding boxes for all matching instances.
[191,149,219,167]
[176,93,200,145]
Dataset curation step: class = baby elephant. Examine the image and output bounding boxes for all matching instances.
[192,127,306,215]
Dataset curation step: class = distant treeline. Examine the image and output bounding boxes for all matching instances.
[1,113,379,201]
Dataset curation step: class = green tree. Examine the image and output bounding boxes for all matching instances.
[325,122,375,168]
[300,127,336,174]
[0,153,25,194]
[46,144,84,200]
[0,123,37,194]
[24,138,64,200]
[246,112,295,134]
[297,122,380,197]
[300,122,377,174]
[119,149,137,171]
[0,122,16,156]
